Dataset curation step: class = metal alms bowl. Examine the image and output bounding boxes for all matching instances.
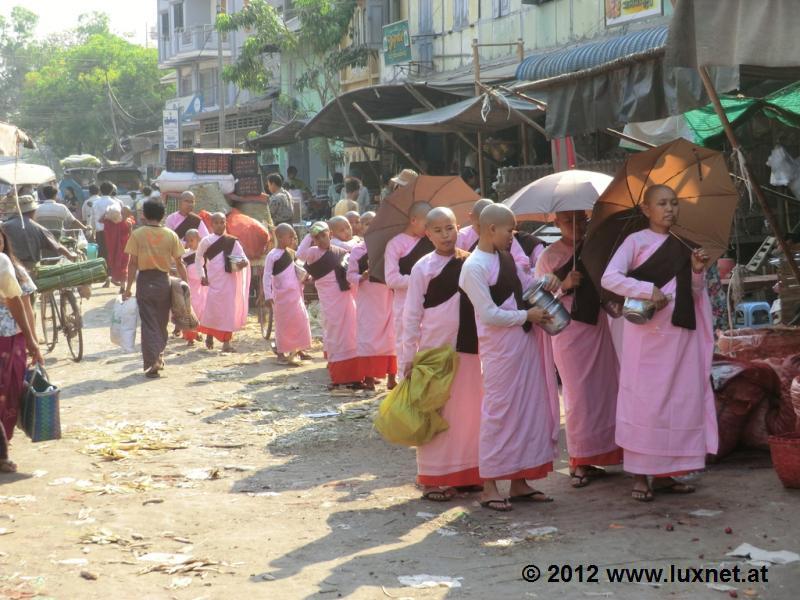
[622,297,656,324]
[523,280,571,336]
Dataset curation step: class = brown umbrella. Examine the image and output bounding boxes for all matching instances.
[581,138,739,293]
[365,175,479,283]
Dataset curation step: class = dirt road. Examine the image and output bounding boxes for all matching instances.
[1,287,798,599]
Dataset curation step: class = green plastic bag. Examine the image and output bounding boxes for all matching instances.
[374,345,459,446]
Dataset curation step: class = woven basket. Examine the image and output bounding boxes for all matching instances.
[768,432,800,488]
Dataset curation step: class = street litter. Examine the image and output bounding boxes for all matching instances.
[708,583,738,592]
[485,537,523,548]
[31,470,47,478]
[0,528,12,536]
[435,528,458,537]
[71,421,188,460]
[726,544,800,566]
[80,529,141,548]
[416,512,437,519]
[183,468,222,481]
[302,411,338,419]
[527,526,559,539]
[57,558,88,566]
[137,553,193,565]
[0,496,36,505]
[137,554,232,576]
[48,477,76,486]
[397,574,462,589]
[201,368,243,382]
[169,576,192,589]
[80,570,98,581]
[690,509,723,517]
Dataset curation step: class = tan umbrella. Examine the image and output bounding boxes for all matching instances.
[582,138,739,292]
[365,175,479,283]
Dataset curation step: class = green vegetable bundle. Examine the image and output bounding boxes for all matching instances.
[34,259,108,293]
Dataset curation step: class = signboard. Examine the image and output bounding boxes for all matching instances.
[165,94,204,123]
[382,20,411,66]
[162,109,180,151]
[605,0,662,26]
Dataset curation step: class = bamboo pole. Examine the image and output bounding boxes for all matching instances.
[351,101,425,174]
[473,39,486,197]
[335,96,381,185]
[605,128,656,149]
[477,81,549,138]
[698,66,800,286]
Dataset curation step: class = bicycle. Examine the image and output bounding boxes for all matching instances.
[249,257,274,343]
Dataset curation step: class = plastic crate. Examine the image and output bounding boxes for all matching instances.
[231,153,260,177]
[166,150,194,173]
[235,176,264,196]
[194,152,232,175]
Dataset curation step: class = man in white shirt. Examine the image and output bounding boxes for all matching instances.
[81,184,100,227]
[34,185,87,234]
[91,181,123,265]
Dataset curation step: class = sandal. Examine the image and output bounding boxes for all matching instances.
[570,472,591,488]
[509,490,553,503]
[480,498,513,512]
[423,488,456,502]
[0,459,17,473]
[631,487,654,502]
[654,480,695,495]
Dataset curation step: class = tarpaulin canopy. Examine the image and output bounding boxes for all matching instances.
[368,93,544,134]
[666,0,800,70]
[0,122,34,156]
[296,84,462,141]
[513,25,739,138]
[246,120,308,149]
[0,162,56,186]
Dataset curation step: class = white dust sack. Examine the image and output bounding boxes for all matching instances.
[397,574,462,589]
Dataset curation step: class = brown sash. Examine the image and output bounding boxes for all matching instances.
[552,243,601,326]
[627,234,696,330]
[515,231,544,257]
[398,236,435,275]
[182,252,196,266]
[272,249,294,276]
[421,250,479,354]
[357,251,382,283]
[204,234,237,274]
[468,238,478,252]
[304,247,350,292]
[489,250,531,333]
[173,213,202,240]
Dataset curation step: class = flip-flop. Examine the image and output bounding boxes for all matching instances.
[654,481,695,495]
[583,465,609,477]
[570,473,590,488]
[509,490,553,503]
[631,487,654,502]
[423,488,456,502]
[480,499,513,512]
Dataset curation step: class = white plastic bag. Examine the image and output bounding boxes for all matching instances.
[110,296,138,352]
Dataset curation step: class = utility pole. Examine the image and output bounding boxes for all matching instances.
[217,2,226,148]
[106,73,122,155]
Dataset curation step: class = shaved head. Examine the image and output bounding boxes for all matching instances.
[328,215,349,229]
[184,229,200,241]
[426,206,456,227]
[275,223,295,237]
[344,210,360,221]
[409,201,432,219]
[180,191,195,201]
[643,184,676,204]
[479,203,515,228]
[471,198,494,217]
[210,212,226,222]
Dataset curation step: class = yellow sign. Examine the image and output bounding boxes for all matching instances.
[605,0,662,26]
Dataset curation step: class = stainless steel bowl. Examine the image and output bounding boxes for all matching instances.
[622,297,656,324]
[523,280,571,336]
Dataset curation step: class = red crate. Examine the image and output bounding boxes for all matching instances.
[166,150,194,173]
[194,152,232,175]
[231,153,259,177]
[235,176,264,196]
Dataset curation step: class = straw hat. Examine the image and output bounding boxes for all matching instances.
[8,194,39,214]
[390,169,418,187]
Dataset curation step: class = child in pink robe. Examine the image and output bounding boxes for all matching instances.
[384,202,433,367]
[180,229,207,346]
[402,207,483,500]
[263,223,312,366]
[601,184,716,502]
[347,213,397,390]
[329,216,360,252]
[459,204,562,512]
[535,211,621,487]
[456,199,532,271]
[298,222,360,386]
[195,212,250,352]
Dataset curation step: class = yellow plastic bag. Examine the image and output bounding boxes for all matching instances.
[374,345,459,446]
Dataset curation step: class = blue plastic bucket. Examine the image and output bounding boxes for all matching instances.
[86,243,98,260]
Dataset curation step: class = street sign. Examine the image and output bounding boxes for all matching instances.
[162,109,181,151]
[383,20,411,66]
[605,0,662,26]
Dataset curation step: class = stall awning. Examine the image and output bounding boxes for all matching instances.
[296,84,463,141]
[369,93,544,134]
[513,25,739,138]
[246,120,308,149]
[516,25,668,82]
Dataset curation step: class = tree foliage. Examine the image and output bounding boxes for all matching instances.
[0,7,42,120]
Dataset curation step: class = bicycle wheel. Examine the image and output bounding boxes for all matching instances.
[258,296,273,341]
[60,290,84,362]
[39,292,58,352]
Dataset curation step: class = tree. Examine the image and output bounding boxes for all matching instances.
[217,0,370,168]
[19,30,174,158]
[0,7,41,120]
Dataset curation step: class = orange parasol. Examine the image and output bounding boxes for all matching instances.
[365,175,479,282]
[581,138,739,292]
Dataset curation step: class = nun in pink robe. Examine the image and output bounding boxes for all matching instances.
[456,225,534,270]
[194,233,250,342]
[297,233,360,384]
[263,247,312,355]
[165,211,209,241]
[401,250,483,489]
[180,246,207,343]
[535,240,622,473]
[601,228,717,477]
[460,249,560,482]
[347,241,397,380]
[384,232,423,363]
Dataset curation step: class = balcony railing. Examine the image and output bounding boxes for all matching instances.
[159,25,229,64]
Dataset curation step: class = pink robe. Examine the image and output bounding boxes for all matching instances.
[332,237,360,252]
[195,234,250,340]
[456,225,532,271]
[298,235,359,384]
[459,249,560,480]
[402,252,483,487]
[165,211,209,240]
[347,242,397,378]
[263,248,312,354]
[601,229,717,476]
[181,249,207,342]
[535,240,621,467]
[384,232,421,363]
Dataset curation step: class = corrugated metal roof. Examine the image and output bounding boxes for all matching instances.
[516,25,669,82]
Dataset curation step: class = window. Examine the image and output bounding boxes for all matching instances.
[173,2,184,30]
[454,0,469,30]
[199,69,218,106]
[492,0,511,18]
[160,12,169,39]
[179,70,193,96]
[352,6,367,46]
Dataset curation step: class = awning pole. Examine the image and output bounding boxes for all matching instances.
[605,128,656,149]
[352,102,425,174]
[334,96,382,185]
[473,39,486,197]
[477,82,549,139]
[520,125,529,165]
[698,65,800,285]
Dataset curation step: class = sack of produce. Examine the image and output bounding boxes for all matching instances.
[110,296,138,352]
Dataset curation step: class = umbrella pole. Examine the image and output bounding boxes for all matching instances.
[352,102,425,174]
[698,66,800,286]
